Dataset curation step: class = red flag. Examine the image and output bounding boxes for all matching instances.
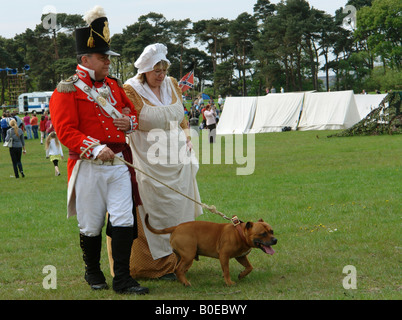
[179,70,194,93]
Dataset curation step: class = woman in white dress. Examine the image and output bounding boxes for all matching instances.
[108,44,202,280]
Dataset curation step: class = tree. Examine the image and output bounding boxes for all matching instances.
[40,13,86,61]
[192,18,230,74]
[253,0,276,24]
[229,13,258,96]
[259,0,311,92]
[167,19,192,78]
[181,48,213,95]
[329,8,357,91]
[214,60,237,96]
[315,11,338,91]
[119,13,171,79]
[355,0,402,70]
[347,0,374,10]
[303,8,327,91]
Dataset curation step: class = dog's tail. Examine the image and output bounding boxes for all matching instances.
[145,214,177,235]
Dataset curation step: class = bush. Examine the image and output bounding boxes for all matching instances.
[363,67,402,92]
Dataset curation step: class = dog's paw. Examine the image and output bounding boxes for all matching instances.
[238,269,252,279]
[225,280,236,286]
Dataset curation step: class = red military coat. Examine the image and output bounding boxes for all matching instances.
[49,65,140,217]
[50,65,138,181]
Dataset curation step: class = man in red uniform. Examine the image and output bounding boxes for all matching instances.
[49,6,148,294]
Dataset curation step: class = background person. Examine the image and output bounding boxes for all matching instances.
[218,94,223,108]
[45,115,54,135]
[204,104,217,143]
[39,115,47,144]
[30,112,39,139]
[45,131,64,176]
[1,110,12,142]
[23,112,33,140]
[5,119,26,178]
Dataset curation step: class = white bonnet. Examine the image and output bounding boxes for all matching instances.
[134,43,171,74]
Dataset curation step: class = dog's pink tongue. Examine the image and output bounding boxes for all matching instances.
[263,245,275,255]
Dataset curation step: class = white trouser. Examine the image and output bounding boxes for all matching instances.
[75,161,133,236]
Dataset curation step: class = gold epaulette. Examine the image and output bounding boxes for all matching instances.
[56,74,79,93]
[107,75,123,88]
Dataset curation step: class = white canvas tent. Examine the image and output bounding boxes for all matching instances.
[216,96,257,135]
[217,90,362,134]
[249,92,306,133]
[354,94,387,119]
[298,90,361,131]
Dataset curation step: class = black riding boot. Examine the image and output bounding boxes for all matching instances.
[79,233,108,290]
[111,226,149,294]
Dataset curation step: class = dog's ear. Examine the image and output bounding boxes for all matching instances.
[258,218,265,222]
[245,222,253,229]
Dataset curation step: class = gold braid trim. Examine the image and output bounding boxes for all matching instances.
[89,26,111,45]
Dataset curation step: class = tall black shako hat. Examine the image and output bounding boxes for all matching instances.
[75,6,120,56]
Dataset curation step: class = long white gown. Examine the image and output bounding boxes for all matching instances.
[127,77,203,260]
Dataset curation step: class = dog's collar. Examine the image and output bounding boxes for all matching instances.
[231,215,248,246]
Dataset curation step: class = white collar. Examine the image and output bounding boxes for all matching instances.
[78,64,96,81]
[125,76,172,106]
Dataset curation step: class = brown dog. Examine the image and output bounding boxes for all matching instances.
[145,214,277,286]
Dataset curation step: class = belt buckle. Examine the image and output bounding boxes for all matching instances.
[102,158,114,166]
[92,158,113,166]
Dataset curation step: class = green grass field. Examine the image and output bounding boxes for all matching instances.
[0,130,401,300]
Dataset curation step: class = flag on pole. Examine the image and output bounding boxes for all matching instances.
[178,70,194,93]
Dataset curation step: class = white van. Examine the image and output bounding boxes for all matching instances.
[18,91,53,113]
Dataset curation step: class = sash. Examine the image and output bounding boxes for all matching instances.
[74,79,123,119]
